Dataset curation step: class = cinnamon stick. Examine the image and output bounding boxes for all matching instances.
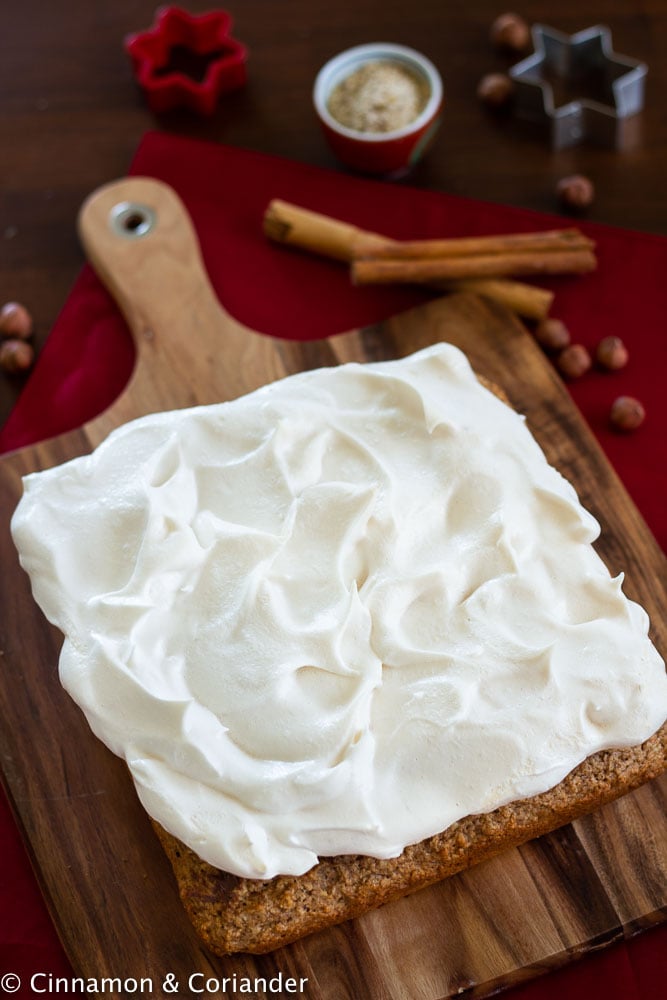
[264,199,387,262]
[353,228,595,260]
[352,250,597,285]
[444,279,553,320]
[264,200,556,320]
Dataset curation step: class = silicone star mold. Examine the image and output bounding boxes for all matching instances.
[509,24,647,149]
[125,6,247,116]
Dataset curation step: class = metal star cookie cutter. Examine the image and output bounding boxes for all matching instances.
[509,24,647,149]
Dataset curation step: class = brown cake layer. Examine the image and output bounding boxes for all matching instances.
[154,722,666,955]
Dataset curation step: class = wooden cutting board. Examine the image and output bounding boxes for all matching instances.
[0,178,665,1000]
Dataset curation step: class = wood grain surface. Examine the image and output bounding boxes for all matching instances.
[0,179,664,1000]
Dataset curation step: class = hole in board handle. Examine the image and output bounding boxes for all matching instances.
[109,201,157,239]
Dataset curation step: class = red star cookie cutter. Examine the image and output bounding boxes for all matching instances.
[125,6,248,116]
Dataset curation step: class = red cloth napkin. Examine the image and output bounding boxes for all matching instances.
[1,132,665,997]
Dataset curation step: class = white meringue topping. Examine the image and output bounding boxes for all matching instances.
[11,344,666,878]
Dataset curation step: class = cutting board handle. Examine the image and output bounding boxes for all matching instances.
[78,177,231,344]
[77,177,285,431]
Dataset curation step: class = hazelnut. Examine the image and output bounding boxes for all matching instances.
[0,301,33,340]
[609,396,645,432]
[556,174,595,211]
[557,343,592,379]
[534,317,571,352]
[477,73,515,109]
[490,12,531,52]
[0,338,34,373]
[595,335,629,371]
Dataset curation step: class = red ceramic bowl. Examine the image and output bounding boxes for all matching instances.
[313,43,443,176]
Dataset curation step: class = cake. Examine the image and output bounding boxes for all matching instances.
[10,342,667,953]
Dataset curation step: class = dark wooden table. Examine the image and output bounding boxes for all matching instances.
[1,0,666,430]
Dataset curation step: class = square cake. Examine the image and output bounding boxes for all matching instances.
[11,343,667,953]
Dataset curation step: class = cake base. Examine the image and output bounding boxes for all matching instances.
[154,724,666,955]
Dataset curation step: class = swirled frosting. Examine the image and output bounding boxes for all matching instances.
[11,344,667,879]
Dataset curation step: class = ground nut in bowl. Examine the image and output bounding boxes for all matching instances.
[313,43,443,176]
